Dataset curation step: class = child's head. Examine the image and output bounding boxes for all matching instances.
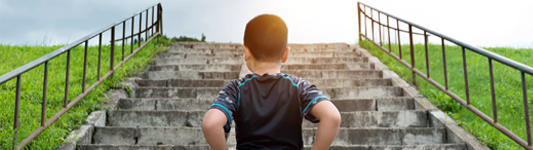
[243,14,290,71]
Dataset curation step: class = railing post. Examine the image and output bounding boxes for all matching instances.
[424,31,429,77]
[397,20,402,59]
[387,15,391,52]
[97,33,102,80]
[111,26,115,73]
[408,25,416,86]
[64,50,71,108]
[145,9,148,40]
[156,6,160,34]
[12,75,21,149]
[462,47,470,105]
[82,41,88,92]
[378,11,382,46]
[152,6,154,36]
[364,6,367,38]
[442,38,448,90]
[122,21,126,61]
[358,2,361,43]
[522,72,532,147]
[160,4,163,36]
[489,58,497,122]
[131,17,135,53]
[139,12,142,46]
[370,8,374,41]
[42,61,48,127]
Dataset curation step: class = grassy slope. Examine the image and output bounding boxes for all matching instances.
[0,38,170,149]
[359,40,533,149]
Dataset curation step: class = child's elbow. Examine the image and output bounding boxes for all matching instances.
[320,110,341,127]
[329,111,342,126]
[202,119,217,131]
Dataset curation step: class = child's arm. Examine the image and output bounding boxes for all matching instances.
[309,101,341,150]
[202,109,229,150]
[202,79,240,150]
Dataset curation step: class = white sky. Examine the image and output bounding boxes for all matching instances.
[1,0,532,48]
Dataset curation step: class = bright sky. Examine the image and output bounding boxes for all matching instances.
[1,0,532,48]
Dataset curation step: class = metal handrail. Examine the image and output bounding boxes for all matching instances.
[358,1,532,149]
[0,3,163,149]
[0,3,160,85]
[358,2,533,76]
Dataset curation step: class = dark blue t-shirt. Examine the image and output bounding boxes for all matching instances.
[208,72,330,150]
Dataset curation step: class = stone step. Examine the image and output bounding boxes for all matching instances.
[148,64,241,72]
[173,42,350,49]
[289,51,361,57]
[132,87,221,99]
[134,78,391,88]
[309,78,391,87]
[282,63,374,71]
[77,144,467,150]
[155,57,242,65]
[106,110,204,127]
[132,86,404,99]
[173,43,241,49]
[317,144,467,150]
[118,97,415,111]
[147,63,373,72]
[142,71,239,80]
[332,97,415,112]
[282,70,382,79]
[321,87,404,99]
[290,48,355,52]
[158,52,243,59]
[76,144,212,150]
[158,51,362,59]
[91,127,447,145]
[303,110,427,128]
[285,57,367,64]
[167,48,357,54]
[167,48,239,53]
[329,127,447,146]
[118,98,213,110]
[143,70,380,80]
[288,43,350,48]
[155,57,367,65]
[107,110,427,128]
[135,79,233,87]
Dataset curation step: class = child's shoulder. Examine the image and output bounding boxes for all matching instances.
[225,73,313,88]
[279,72,311,84]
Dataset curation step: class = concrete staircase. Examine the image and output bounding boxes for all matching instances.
[77,42,469,150]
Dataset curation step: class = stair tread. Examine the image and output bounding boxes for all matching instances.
[107,109,427,127]
[91,126,449,145]
[76,143,467,150]
[120,97,414,101]
[117,97,416,111]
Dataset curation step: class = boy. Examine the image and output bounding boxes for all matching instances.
[202,14,341,150]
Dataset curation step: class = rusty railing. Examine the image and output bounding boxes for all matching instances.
[0,3,163,149]
[358,2,533,149]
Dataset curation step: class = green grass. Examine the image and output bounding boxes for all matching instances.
[359,40,533,149]
[0,37,170,149]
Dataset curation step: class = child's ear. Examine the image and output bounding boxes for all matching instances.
[281,46,290,63]
[242,45,252,62]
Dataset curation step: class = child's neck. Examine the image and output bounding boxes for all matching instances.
[251,61,282,76]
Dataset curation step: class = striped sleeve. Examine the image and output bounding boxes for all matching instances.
[208,79,240,133]
[298,78,330,123]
